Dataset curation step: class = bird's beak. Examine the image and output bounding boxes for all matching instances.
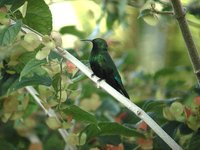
[80,39,92,42]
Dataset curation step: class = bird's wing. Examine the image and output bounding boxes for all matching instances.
[100,52,129,98]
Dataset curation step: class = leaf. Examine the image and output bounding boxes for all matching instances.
[0,73,19,97]
[10,0,26,11]
[0,20,22,46]
[20,58,46,79]
[98,122,143,137]
[83,122,143,140]
[18,51,36,64]
[46,117,62,130]
[179,123,193,135]
[21,33,41,51]
[0,140,15,150]
[63,105,97,124]
[142,99,169,112]
[59,26,85,38]
[23,0,52,35]
[188,130,200,150]
[170,102,184,116]
[23,103,38,118]
[0,0,13,7]
[52,73,61,92]
[137,9,152,19]
[44,134,65,150]
[9,74,52,92]
[35,47,51,60]
[3,97,19,113]
[67,133,87,146]
[106,12,118,29]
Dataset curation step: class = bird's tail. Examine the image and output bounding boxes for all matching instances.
[120,86,130,99]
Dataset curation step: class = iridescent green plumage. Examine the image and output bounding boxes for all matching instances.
[82,38,129,98]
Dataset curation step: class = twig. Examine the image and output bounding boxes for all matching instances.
[171,0,200,85]
[25,86,77,150]
[19,24,182,150]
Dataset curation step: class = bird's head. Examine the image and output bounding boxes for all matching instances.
[81,38,108,52]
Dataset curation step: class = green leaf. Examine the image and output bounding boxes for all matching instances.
[98,122,143,137]
[189,130,200,150]
[0,140,16,150]
[18,52,36,65]
[44,134,65,150]
[0,20,22,46]
[106,12,118,29]
[46,117,62,130]
[82,124,100,140]
[0,73,19,97]
[23,103,38,118]
[11,0,26,11]
[20,58,46,79]
[83,122,143,140]
[52,73,61,92]
[23,0,52,35]
[0,0,14,7]
[63,105,97,124]
[59,26,85,38]
[9,74,52,92]
[137,9,152,19]
[142,99,175,112]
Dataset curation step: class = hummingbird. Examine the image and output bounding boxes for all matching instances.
[81,38,130,99]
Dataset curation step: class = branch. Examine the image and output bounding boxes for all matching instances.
[171,0,200,85]
[19,25,182,150]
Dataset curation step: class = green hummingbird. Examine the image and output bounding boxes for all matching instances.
[82,38,129,99]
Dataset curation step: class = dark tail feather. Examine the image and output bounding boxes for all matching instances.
[116,81,130,99]
[120,86,130,99]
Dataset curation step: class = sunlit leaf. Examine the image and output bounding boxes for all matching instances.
[21,33,41,51]
[59,26,85,38]
[163,107,175,121]
[35,47,51,60]
[23,0,52,34]
[170,102,184,116]
[46,117,62,130]
[143,14,159,26]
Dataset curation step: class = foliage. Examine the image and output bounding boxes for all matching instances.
[0,0,200,149]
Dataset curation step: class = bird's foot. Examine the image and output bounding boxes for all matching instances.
[96,78,104,89]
